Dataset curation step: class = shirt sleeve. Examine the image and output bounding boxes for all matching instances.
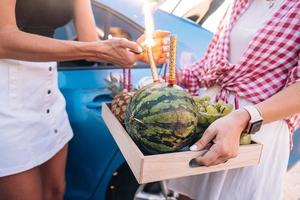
[286,53,300,86]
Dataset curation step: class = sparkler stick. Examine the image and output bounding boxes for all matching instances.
[168,35,177,86]
[123,68,127,93]
[147,46,160,83]
[143,0,160,83]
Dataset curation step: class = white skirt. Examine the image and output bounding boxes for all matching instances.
[168,86,290,200]
[0,59,73,177]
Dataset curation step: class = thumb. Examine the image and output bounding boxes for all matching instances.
[190,129,216,151]
[120,39,143,54]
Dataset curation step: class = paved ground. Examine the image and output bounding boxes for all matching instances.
[284,162,300,200]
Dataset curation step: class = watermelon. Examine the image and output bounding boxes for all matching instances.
[124,83,198,154]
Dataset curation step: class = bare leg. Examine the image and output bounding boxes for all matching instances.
[0,167,43,200]
[40,145,68,200]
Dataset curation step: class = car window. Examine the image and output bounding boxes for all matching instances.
[93,5,142,40]
[160,0,228,33]
[58,3,145,69]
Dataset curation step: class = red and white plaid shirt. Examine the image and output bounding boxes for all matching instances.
[181,0,300,135]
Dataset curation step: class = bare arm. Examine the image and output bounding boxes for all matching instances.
[257,82,300,123]
[0,29,96,62]
[0,0,93,62]
[73,0,99,42]
[0,0,145,66]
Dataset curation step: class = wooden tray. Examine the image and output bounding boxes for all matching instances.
[102,103,263,184]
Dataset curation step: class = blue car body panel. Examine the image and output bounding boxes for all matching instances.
[290,130,300,168]
[55,1,300,199]
[59,69,159,200]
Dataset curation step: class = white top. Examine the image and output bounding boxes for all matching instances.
[229,0,286,64]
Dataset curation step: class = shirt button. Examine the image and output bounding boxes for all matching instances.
[47,90,52,95]
[46,109,50,114]
[49,66,53,71]
[54,129,58,134]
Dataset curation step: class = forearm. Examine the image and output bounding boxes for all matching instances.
[0,29,98,62]
[74,0,98,42]
[256,82,300,123]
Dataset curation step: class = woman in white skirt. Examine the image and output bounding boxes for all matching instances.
[0,0,168,200]
[171,0,300,199]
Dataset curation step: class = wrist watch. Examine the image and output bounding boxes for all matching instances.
[242,105,263,134]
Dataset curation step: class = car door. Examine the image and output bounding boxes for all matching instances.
[54,1,214,199]
[55,4,154,200]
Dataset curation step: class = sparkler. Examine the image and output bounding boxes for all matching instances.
[168,35,177,86]
[143,0,160,83]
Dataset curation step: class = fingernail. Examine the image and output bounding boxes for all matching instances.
[163,46,169,52]
[137,46,143,53]
[190,145,198,151]
[163,38,170,45]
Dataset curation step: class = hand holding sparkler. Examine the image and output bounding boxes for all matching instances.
[137,31,170,65]
[140,0,170,83]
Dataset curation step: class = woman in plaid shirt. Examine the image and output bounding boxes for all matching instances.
[169,0,300,199]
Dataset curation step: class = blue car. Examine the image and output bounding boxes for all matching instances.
[54,0,300,199]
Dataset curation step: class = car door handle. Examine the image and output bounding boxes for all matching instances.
[86,92,112,110]
[86,102,102,109]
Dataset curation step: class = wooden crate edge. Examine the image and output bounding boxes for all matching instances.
[102,103,144,182]
[139,143,263,183]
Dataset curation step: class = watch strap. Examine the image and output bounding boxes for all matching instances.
[243,105,263,134]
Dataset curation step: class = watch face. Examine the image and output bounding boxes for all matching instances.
[249,120,263,134]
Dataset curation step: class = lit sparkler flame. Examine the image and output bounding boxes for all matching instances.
[143,0,157,47]
[142,0,160,82]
